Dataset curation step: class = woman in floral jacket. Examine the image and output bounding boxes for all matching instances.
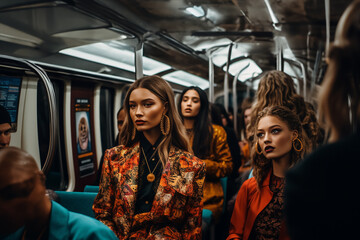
[93,75,205,239]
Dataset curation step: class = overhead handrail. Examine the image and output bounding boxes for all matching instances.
[232,63,250,133]
[0,54,57,175]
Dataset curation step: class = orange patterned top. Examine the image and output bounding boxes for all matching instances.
[93,142,205,239]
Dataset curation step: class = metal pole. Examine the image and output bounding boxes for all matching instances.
[284,58,307,100]
[276,37,284,71]
[232,62,250,133]
[0,55,58,175]
[134,41,143,79]
[224,43,233,112]
[208,53,215,103]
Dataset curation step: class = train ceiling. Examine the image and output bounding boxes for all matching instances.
[0,0,353,91]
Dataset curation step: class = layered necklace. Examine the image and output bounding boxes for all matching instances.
[141,146,161,182]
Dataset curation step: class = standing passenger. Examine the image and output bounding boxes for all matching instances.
[178,86,232,221]
[285,1,360,239]
[0,105,12,149]
[228,106,305,240]
[93,76,205,239]
[249,70,321,154]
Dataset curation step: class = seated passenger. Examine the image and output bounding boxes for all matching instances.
[228,106,305,240]
[93,75,205,239]
[178,86,232,222]
[0,147,117,240]
[0,105,12,149]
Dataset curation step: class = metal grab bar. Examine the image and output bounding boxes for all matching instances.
[232,63,250,133]
[224,43,233,111]
[283,58,307,100]
[0,54,57,174]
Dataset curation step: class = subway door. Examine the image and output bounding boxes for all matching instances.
[68,81,99,191]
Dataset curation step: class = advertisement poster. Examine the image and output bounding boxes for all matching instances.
[75,98,95,177]
[0,76,21,128]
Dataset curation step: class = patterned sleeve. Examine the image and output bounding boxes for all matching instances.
[203,125,233,179]
[92,149,116,232]
[181,157,206,239]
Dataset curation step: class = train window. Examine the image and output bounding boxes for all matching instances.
[100,87,115,152]
[37,79,68,190]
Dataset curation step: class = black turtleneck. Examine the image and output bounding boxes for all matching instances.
[134,134,163,214]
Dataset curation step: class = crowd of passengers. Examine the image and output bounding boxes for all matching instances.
[1,1,360,239]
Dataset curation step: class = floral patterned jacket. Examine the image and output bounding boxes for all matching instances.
[93,142,205,239]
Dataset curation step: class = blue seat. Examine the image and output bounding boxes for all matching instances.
[220,177,228,214]
[84,185,100,192]
[202,209,213,226]
[55,191,97,218]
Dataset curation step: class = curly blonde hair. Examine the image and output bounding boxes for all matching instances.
[251,106,305,188]
[250,70,321,153]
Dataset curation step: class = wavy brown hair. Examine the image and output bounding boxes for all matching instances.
[251,106,305,188]
[319,0,360,142]
[120,75,190,167]
[250,70,321,153]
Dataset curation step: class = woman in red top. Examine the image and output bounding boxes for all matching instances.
[227,106,305,240]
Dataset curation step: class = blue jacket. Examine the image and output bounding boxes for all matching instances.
[1,201,117,239]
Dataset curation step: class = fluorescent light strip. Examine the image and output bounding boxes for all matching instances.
[60,42,171,75]
[185,6,205,17]
[163,70,209,89]
[224,59,262,82]
[61,48,135,72]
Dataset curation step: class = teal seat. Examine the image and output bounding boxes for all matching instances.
[220,177,228,214]
[55,191,97,218]
[84,185,100,192]
[202,209,213,226]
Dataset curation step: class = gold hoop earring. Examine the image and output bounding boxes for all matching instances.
[131,127,137,140]
[160,114,170,136]
[255,142,263,155]
[293,137,303,152]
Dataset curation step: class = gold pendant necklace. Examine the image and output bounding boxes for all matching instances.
[141,146,161,182]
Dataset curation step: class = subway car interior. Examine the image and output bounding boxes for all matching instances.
[0,0,354,238]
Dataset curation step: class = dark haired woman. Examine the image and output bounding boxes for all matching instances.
[178,86,232,221]
[228,106,305,240]
[93,76,205,239]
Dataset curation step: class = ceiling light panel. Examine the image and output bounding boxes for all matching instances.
[163,70,209,89]
[60,42,171,75]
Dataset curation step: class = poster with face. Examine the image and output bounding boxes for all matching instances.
[76,111,91,154]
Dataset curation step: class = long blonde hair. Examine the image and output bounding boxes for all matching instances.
[120,75,190,166]
[319,0,360,142]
